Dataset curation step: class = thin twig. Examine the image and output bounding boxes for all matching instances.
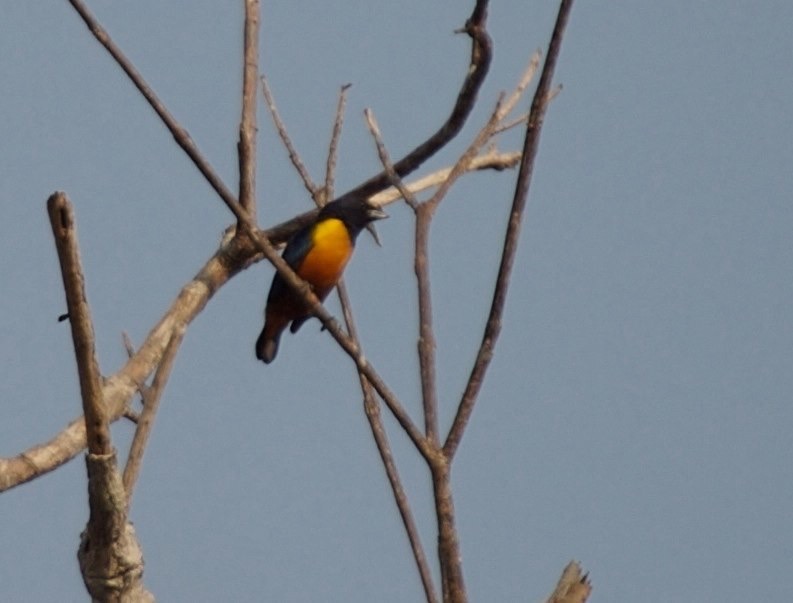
[364,110,420,211]
[122,331,136,358]
[445,0,576,460]
[66,0,248,225]
[335,281,439,603]
[500,50,542,121]
[364,110,442,446]
[368,150,522,206]
[426,96,504,212]
[260,75,319,199]
[329,105,437,602]
[47,192,111,456]
[329,1,492,208]
[122,328,185,509]
[238,0,260,219]
[324,84,352,204]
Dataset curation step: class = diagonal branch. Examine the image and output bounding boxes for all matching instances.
[248,225,435,459]
[66,0,247,224]
[122,328,185,510]
[444,0,576,460]
[0,227,258,492]
[260,75,320,200]
[238,0,260,219]
[336,281,439,603]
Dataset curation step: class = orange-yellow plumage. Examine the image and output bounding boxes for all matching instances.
[255,197,387,364]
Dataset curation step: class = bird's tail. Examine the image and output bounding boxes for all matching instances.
[255,326,280,364]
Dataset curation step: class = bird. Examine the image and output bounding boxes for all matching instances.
[255,196,388,363]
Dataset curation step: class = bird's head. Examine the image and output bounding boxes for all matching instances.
[321,196,388,239]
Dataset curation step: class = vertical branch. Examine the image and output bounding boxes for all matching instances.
[324,84,352,203]
[329,101,436,601]
[414,204,440,444]
[48,192,153,601]
[238,0,260,220]
[364,110,440,443]
[432,460,466,603]
[444,0,576,460]
[47,192,110,456]
[364,109,470,601]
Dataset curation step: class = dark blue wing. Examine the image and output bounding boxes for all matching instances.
[281,224,314,269]
[266,223,314,304]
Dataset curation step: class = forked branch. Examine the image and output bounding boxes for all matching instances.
[445,0,576,460]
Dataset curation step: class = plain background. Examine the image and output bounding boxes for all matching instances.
[2,1,792,601]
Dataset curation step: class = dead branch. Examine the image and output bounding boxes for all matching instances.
[445,0,576,460]
[78,452,154,602]
[261,75,319,199]
[336,280,439,603]
[47,192,111,456]
[122,328,185,509]
[545,561,592,603]
[238,0,260,219]
[330,0,493,207]
[48,192,153,600]
[325,84,352,204]
[66,0,248,226]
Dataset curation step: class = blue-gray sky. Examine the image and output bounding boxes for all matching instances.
[2,1,792,601]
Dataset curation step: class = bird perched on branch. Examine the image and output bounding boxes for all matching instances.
[255,196,388,363]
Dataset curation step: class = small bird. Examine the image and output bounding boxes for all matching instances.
[255,196,388,363]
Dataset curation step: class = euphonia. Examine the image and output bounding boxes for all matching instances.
[255,196,388,363]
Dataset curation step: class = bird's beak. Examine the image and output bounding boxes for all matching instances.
[366,223,382,246]
[365,205,387,246]
[366,206,388,221]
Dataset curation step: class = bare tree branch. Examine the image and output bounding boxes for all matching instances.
[238,0,260,219]
[335,280,439,603]
[122,328,185,509]
[368,150,522,206]
[66,0,247,224]
[325,84,352,204]
[260,75,319,199]
[330,1,493,207]
[47,192,153,600]
[0,230,257,492]
[432,459,466,603]
[78,451,154,602]
[364,110,443,448]
[545,561,592,603]
[47,192,111,456]
[445,0,576,460]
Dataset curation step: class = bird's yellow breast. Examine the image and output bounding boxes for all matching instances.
[298,218,353,290]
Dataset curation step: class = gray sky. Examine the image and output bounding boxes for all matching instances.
[2,1,792,601]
